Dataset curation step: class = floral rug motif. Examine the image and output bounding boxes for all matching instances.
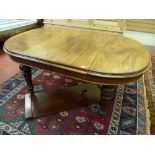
[0,57,155,135]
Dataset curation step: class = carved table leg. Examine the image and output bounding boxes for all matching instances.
[99,85,115,105]
[19,64,34,119]
[19,64,34,94]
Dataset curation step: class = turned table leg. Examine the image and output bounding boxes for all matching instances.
[19,64,34,119]
[19,64,34,94]
[99,85,115,105]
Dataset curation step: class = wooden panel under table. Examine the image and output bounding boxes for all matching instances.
[25,83,100,118]
[4,25,150,84]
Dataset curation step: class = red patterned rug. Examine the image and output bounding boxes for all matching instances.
[0,57,155,135]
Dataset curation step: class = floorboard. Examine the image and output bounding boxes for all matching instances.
[0,45,19,84]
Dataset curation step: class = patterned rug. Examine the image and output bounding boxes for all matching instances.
[0,57,155,135]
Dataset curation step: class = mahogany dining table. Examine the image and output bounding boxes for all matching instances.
[3,25,150,118]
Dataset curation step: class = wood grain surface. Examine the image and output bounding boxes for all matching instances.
[4,25,150,79]
[44,19,126,33]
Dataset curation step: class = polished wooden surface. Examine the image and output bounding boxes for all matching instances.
[4,25,150,80]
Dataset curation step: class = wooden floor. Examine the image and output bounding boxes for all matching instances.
[0,44,155,84]
[0,45,19,84]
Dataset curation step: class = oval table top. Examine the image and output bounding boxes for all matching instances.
[4,25,150,80]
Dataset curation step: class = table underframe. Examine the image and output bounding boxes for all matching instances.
[19,64,115,119]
